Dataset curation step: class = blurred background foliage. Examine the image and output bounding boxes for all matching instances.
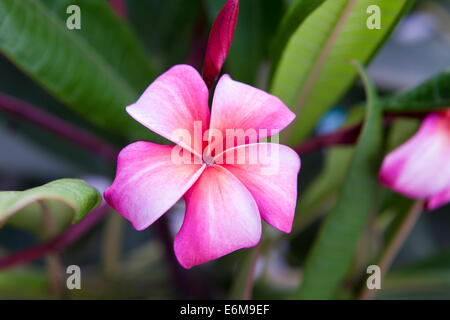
[0,0,449,299]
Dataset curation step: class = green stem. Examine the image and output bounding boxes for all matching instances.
[230,232,266,300]
[358,200,424,300]
[243,241,263,300]
[39,201,66,298]
[101,213,124,279]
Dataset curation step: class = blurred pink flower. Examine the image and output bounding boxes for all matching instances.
[379,110,450,210]
[104,65,300,268]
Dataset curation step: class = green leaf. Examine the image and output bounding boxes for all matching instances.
[0,269,50,299]
[380,251,450,298]
[385,118,420,153]
[226,0,264,84]
[382,70,450,113]
[270,0,326,72]
[128,0,202,69]
[291,105,365,236]
[0,179,100,237]
[297,62,383,299]
[291,146,353,235]
[0,0,159,139]
[392,250,450,275]
[270,0,413,145]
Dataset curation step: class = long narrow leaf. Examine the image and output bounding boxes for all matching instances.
[382,71,450,113]
[270,0,413,145]
[298,62,383,299]
[0,0,158,139]
[270,0,326,72]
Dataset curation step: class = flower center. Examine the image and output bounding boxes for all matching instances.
[203,154,215,167]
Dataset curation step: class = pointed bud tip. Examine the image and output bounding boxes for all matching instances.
[202,0,239,89]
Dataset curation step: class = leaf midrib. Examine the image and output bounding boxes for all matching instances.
[6,0,138,102]
[295,0,358,112]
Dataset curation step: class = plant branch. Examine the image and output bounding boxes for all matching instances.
[39,200,67,297]
[0,202,109,271]
[295,112,426,156]
[243,240,263,300]
[358,200,425,300]
[0,92,118,162]
[294,122,362,155]
[101,213,124,278]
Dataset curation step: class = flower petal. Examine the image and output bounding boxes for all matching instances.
[202,0,239,89]
[126,65,210,157]
[427,185,450,211]
[218,143,301,233]
[174,166,261,268]
[209,75,295,150]
[379,113,450,199]
[104,142,205,231]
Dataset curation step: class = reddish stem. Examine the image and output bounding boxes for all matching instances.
[0,92,118,162]
[295,123,362,155]
[295,113,426,156]
[0,202,109,271]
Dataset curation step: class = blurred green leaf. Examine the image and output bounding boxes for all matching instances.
[226,0,264,84]
[0,0,159,139]
[291,105,365,236]
[270,0,413,145]
[391,250,450,274]
[0,179,100,237]
[128,0,202,69]
[291,146,353,235]
[382,71,450,113]
[270,0,326,72]
[42,0,156,94]
[297,62,383,299]
[385,118,420,153]
[0,269,50,299]
[380,251,450,298]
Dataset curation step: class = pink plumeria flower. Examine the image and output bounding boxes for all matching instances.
[379,110,450,210]
[104,65,301,268]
